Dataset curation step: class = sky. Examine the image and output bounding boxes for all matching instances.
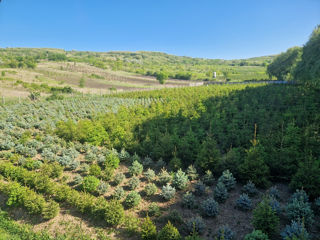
[0,0,319,59]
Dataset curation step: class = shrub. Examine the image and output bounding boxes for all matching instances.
[42,200,60,220]
[290,189,309,203]
[40,162,63,178]
[85,152,97,163]
[69,160,80,170]
[119,148,130,162]
[123,213,140,236]
[269,197,281,215]
[114,172,125,185]
[161,183,176,201]
[131,153,141,163]
[105,151,120,169]
[73,174,83,185]
[128,176,140,190]
[145,183,158,196]
[217,170,236,191]
[242,181,258,197]
[280,221,309,240]
[182,192,195,209]
[216,225,235,240]
[172,169,188,190]
[82,176,100,193]
[140,216,157,240]
[214,182,228,203]
[267,186,280,200]
[104,200,124,226]
[89,164,101,177]
[158,168,172,185]
[97,181,109,195]
[194,181,206,196]
[124,191,141,208]
[202,170,215,186]
[187,165,198,181]
[286,193,314,228]
[148,203,161,217]
[185,216,206,235]
[244,230,269,240]
[158,221,181,240]
[142,156,154,169]
[252,198,279,236]
[169,156,182,171]
[79,163,90,174]
[200,198,219,217]
[236,194,253,211]
[144,168,155,182]
[113,186,125,200]
[129,160,143,176]
[101,167,114,181]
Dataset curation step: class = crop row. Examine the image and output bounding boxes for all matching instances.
[0,162,124,226]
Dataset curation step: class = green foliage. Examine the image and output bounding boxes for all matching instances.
[194,181,206,196]
[124,191,141,208]
[114,172,125,185]
[105,151,120,169]
[187,165,198,181]
[182,192,195,209]
[216,225,234,240]
[113,186,125,200]
[202,170,215,186]
[200,198,219,217]
[129,160,143,176]
[172,169,189,190]
[244,230,269,240]
[236,193,253,211]
[285,190,314,228]
[144,183,158,196]
[195,135,221,171]
[186,216,206,235]
[267,47,302,80]
[140,216,157,240]
[42,200,60,220]
[217,170,236,191]
[169,156,182,171]
[97,181,109,195]
[252,198,279,236]
[89,164,102,177]
[103,199,124,226]
[144,168,155,182]
[294,25,320,87]
[158,221,181,240]
[82,175,100,193]
[128,176,140,190]
[214,182,228,203]
[158,168,172,185]
[40,162,63,178]
[161,183,176,201]
[239,141,270,188]
[281,221,309,240]
[290,156,320,200]
[242,181,258,197]
[79,77,85,88]
[148,203,161,217]
[156,72,168,84]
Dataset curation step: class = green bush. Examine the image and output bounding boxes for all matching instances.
[97,181,109,195]
[42,200,60,220]
[280,221,309,240]
[105,151,120,169]
[128,176,140,190]
[82,175,100,193]
[113,186,125,200]
[172,169,188,190]
[236,194,253,211]
[216,225,234,240]
[244,230,269,240]
[252,198,279,236]
[161,183,176,201]
[129,160,143,176]
[186,165,198,181]
[114,172,125,185]
[202,170,215,186]
[158,168,172,185]
[158,221,181,240]
[194,181,206,196]
[144,168,156,182]
[242,181,258,197]
[217,170,236,191]
[214,182,228,203]
[104,200,124,226]
[148,203,161,217]
[144,183,158,196]
[124,191,141,208]
[140,216,157,240]
[182,192,195,209]
[200,198,219,217]
[185,216,206,235]
[89,164,101,177]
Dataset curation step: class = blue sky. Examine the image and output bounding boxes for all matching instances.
[0,0,319,59]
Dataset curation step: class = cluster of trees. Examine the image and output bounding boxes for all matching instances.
[267,25,320,87]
